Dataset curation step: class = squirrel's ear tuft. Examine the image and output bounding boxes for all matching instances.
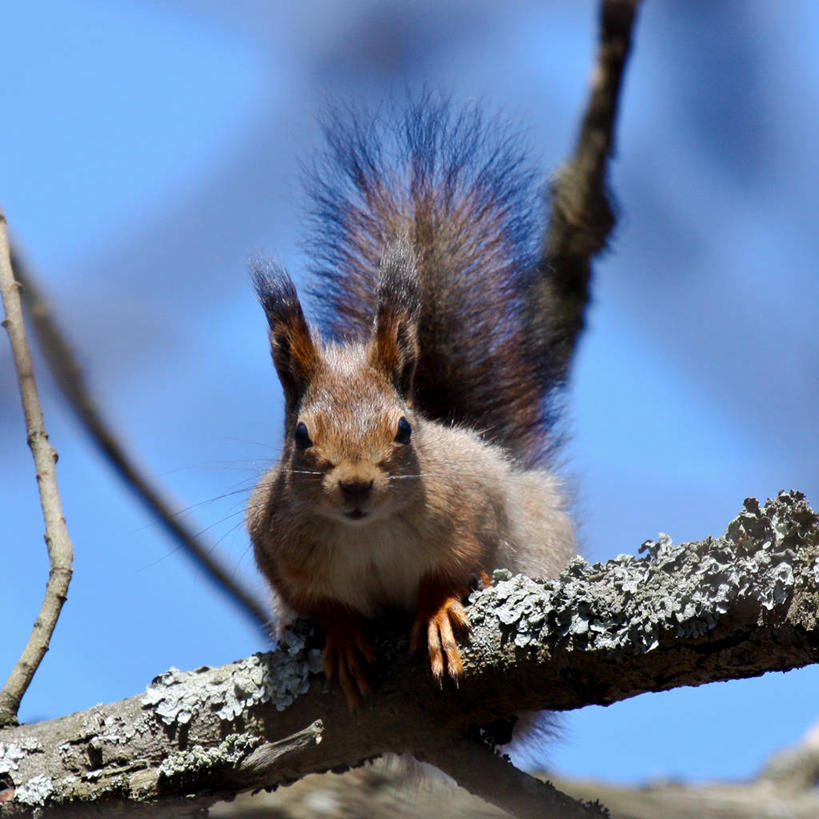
[251,258,319,412]
[370,240,420,399]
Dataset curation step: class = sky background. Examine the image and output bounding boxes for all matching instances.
[1,0,818,786]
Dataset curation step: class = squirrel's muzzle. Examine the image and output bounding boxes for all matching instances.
[339,479,374,507]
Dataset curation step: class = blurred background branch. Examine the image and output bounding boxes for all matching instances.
[9,245,271,637]
[533,0,641,387]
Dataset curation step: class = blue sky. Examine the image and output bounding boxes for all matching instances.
[1,0,818,785]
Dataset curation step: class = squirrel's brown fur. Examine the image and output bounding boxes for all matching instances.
[247,101,574,706]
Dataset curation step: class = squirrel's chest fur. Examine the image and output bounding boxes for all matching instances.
[307,515,444,615]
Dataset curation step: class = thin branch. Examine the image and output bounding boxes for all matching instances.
[529,0,642,383]
[8,246,271,637]
[0,492,816,815]
[0,210,74,728]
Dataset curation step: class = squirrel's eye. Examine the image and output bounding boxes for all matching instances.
[294,422,313,450]
[394,416,412,445]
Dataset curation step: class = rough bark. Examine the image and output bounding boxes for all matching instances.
[1,490,817,816]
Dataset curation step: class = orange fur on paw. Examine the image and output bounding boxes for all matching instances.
[322,621,375,709]
[410,595,472,686]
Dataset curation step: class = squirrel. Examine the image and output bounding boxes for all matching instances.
[247,99,575,708]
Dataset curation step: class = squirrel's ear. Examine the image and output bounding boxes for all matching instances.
[370,241,420,399]
[251,260,319,411]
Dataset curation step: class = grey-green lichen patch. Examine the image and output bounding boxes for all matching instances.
[469,573,549,650]
[0,744,26,776]
[469,491,819,659]
[97,713,138,745]
[13,773,55,806]
[0,738,40,776]
[142,625,323,727]
[158,733,260,782]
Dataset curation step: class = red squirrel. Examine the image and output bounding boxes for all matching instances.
[247,100,575,707]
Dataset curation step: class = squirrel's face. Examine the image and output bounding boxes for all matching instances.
[286,361,422,525]
[254,251,423,525]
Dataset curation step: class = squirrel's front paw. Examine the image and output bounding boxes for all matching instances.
[322,622,376,709]
[409,596,471,686]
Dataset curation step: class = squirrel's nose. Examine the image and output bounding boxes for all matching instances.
[339,480,373,505]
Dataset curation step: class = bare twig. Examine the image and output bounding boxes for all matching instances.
[529,0,642,384]
[8,246,271,636]
[0,209,74,728]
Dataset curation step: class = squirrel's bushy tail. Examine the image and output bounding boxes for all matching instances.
[306,96,558,467]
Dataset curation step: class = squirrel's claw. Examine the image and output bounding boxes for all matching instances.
[410,595,471,686]
[322,622,375,709]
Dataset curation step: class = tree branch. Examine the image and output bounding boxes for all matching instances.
[420,734,607,818]
[1,491,816,816]
[0,210,74,728]
[8,246,271,637]
[529,0,642,384]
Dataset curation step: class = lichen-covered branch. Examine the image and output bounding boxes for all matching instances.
[0,492,816,816]
[0,209,74,729]
[461,490,819,715]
